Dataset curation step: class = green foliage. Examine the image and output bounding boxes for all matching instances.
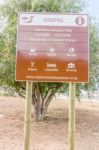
[1,0,98,98]
[76,22,99,98]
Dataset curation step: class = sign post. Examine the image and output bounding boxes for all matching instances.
[69,83,76,150]
[16,13,89,150]
[24,81,33,150]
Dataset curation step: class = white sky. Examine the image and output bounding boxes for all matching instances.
[86,0,99,20]
[0,0,4,4]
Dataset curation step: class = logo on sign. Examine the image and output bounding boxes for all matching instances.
[68,63,75,69]
[47,48,56,56]
[66,63,77,72]
[75,16,85,25]
[29,48,37,56]
[31,61,35,68]
[68,48,75,53]
[66,48,76,57]
[47,63,56,68]
[28,61,37,71]
[30,49,36,53]
[49,48,55,53]
[22,16,34,23]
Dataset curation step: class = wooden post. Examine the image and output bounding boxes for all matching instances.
[68,83,76,150]
[24,81,33,150]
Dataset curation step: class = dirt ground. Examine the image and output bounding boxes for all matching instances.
[0,96,99,150]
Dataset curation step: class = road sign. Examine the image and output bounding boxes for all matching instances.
[16,13,89,82]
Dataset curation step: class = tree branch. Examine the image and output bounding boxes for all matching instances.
[44,84,62,108]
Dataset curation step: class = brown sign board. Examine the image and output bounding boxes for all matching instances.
[16,13,89,82]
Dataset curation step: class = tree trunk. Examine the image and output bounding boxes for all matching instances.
[32,83,48,121]
[34,104,47,121]
[32,82,63,122]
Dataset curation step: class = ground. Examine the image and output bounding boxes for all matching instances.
[0,96,99,150]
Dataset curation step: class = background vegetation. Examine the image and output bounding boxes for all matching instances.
[0,0,99,121]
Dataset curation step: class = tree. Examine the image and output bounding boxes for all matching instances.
[86,22,99,99]
[0,0,88,121]
[76,21,99,101]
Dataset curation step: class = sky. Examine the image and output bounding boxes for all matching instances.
[0,0,3,4]
[86,0,99,21]
[0,0,99,21]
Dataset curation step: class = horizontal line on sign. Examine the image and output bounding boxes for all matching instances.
[16,50,88,54]
[17,50,88,52]
[17,40,88,43]
[25,70,87,73]
[18,30,88,34]
[15,79,89,83]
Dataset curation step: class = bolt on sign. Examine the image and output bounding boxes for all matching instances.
[16,13,89,82]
